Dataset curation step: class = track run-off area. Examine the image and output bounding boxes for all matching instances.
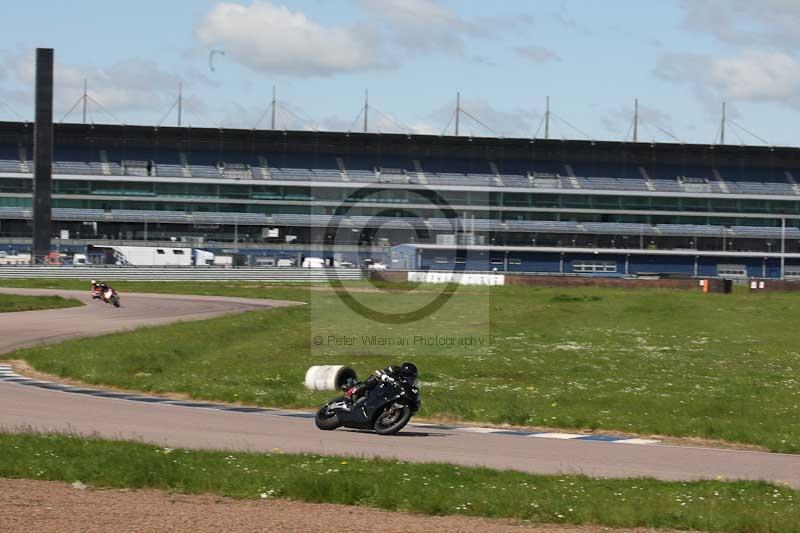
[1,287,799,489]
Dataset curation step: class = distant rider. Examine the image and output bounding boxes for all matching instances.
[90,280,102,298]
[99,282,114,302]
[344,362,418,401]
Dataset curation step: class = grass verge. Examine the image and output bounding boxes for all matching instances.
[3,279,800,452]
[1,432,798,532]
[0,294,82,313]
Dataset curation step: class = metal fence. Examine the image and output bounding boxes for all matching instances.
[0,265,365,282]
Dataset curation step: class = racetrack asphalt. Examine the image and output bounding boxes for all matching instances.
[1,287,799,488]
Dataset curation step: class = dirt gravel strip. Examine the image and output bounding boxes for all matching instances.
[0,478,686,533]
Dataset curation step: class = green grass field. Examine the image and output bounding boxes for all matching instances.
[0,293,82,313]
[1,432,797,532]
[3,279,800,452]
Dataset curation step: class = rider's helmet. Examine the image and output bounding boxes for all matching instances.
[91,280,96,285]
[399,362,418,380]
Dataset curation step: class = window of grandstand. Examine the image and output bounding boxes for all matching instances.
[434,257,449,264]
[122,160,151,177]
[490,258,504,265]
[678,176,708,184]
[378,167,405,175]
[156,249,165,255]
[509,258,522,265]
[453,257,466,264]
[173,250,185,255]
[572,260,617,273]
[717,265,747,278]
[785,269,800,278]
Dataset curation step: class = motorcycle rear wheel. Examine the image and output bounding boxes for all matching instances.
[315,400,343,431]
[373,403,412,435]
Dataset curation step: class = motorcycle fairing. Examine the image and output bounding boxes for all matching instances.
[334,382,407,429]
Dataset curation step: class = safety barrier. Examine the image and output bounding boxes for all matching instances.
[0,265,364,282]
[304,365,358,391]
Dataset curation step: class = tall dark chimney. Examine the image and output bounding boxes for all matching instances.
[32,48,54,262]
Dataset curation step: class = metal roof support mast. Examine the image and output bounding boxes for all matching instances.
[363,89,369,133]
[633,98,639,143]
[720,101,726,145]
[177,82,183,127]
[271,85,276,130]
[82,79,88,124]
[545,96,550,140]
[455,91,461,136]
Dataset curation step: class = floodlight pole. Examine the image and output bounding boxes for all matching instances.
[633,98,639,143]
[720,101,726,145]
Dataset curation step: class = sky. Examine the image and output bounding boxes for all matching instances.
[2,1,800,146]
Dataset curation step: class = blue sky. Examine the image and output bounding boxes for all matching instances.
[2,1,800,146]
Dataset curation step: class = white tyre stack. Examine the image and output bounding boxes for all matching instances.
[304,365,357,391]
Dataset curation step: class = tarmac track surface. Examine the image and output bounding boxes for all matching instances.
[1,287,799,489]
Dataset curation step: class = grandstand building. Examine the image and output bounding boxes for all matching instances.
[1,120,800,277]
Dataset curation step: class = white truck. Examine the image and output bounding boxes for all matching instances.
[0,252,31,265]
[114,246,192,266]
[72,253,90,265]
[302,257,326,268]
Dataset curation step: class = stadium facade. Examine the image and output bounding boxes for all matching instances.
[1,120,800,277]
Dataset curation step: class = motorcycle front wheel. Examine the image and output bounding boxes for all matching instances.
[315,400,342,431]
[373,402,412,435]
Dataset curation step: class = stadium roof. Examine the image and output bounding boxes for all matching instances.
[3,121,800,168]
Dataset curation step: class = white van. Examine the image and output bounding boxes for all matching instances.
[302,257,325,269]
[72,253,90,265]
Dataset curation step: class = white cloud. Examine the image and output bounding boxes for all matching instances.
[0,50,204,123]
[196,2,382,76]
[515,46,560,64]
[679,0,800,48]
[357,0,467,52]
[356,0,535,56]
[656,50,800,107]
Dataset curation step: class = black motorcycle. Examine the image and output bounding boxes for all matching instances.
[315,374,420,435]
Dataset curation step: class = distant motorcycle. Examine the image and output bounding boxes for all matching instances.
[91,287,102,300]
[315,371,420,435]
[102,288,121,308]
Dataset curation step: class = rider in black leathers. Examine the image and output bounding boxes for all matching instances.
[344,362,418,401]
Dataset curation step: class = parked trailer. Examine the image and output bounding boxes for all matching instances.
[194,250,215,266]
[94,245,198,266]
[0,252,31,265]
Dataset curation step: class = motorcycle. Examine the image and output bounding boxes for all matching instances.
[102,288,121,308]
[91,287,102,299]
[315,373,420,435]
